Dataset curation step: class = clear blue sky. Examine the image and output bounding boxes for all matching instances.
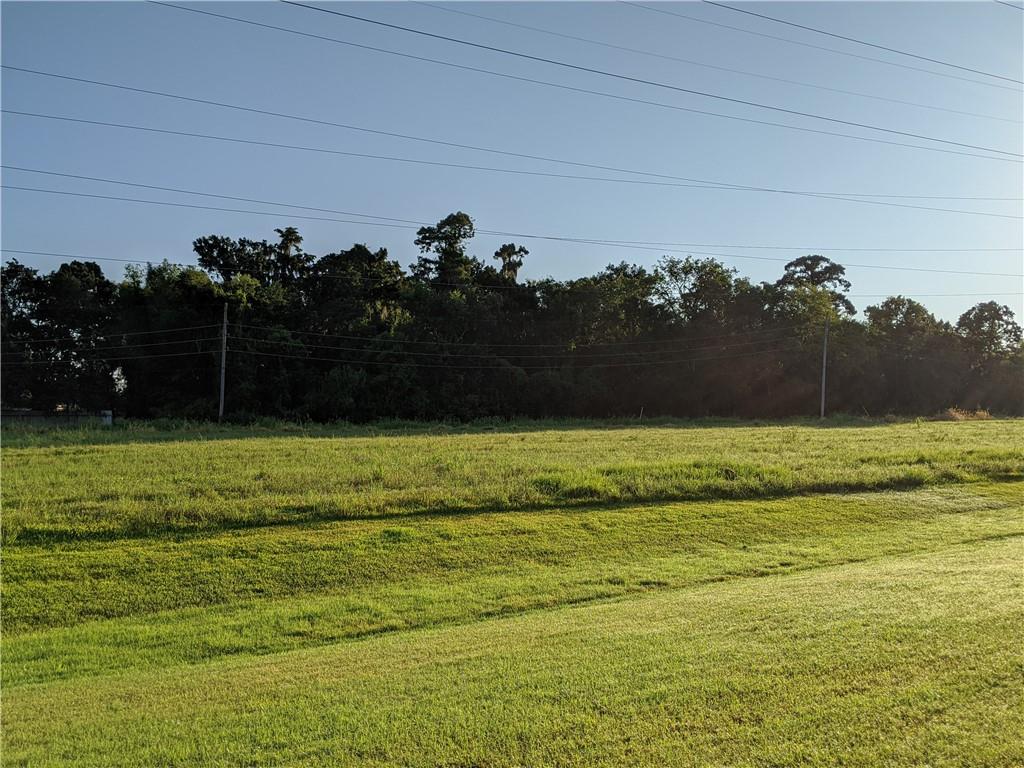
[2,1,1021,323]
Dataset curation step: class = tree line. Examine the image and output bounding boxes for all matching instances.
[2,213,1021,420]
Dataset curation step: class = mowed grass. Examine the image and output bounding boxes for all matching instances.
[2,419,1023,765]
[5,540,1022,766]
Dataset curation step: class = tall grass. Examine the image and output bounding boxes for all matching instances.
[3,420,1021,541]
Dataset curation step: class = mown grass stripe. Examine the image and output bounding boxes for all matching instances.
[5,538,1020,767]
[4,483,1020,687]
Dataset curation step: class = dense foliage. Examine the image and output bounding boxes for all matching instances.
[3,214,1021,419]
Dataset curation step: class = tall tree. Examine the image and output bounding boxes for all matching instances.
[1,260,43,406]
[655,256,736,327]
[193,234,275,285]
[493,243,528,282]
[866,296,946,340]
[775,255,854,315]
[412,212,479,286]
[271,226,313,285]
[957,302,1023,359]
[864,297,956,413]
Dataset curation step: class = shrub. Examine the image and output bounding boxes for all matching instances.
[934,407,992,421]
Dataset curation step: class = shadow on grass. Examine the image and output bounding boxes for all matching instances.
[11,472,1022,549]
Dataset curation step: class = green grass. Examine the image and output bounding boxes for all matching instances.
[4,483,1022,683]
[3,419,1021,541]
[2,419,1022,765]
[5,539,1021,767]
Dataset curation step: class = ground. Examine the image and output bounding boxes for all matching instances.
[2,419,1022,766]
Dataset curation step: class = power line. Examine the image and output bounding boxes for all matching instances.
[3,337,803,369]
[852,292,1022,298]
[5,233,1020,257]
[236,321,807,351]
[702,0,1022,84]
[3,193,1022,277]
[13,72,1011,201]
[125,8,1018,162]
[4,329,807,367]
[993,0,1024,11]
[4,194,1022,278]
[6,72,1014,174]
[5,335,222,356]
[620,2,1023,93]
[1,349,218,366]
[2,162,428,226]
[7,125,1021,211]
[6,324,218,344]
[278,1,1021,158]
[1,184,419,231]
[414,0,1020,124]
[26,71,995,199]
[227,340,806,370]
[4,153,1019,225]
[581,240,1021,253]
[7,111,788,199]
[35,116,1003,212]
[228,331,800,360]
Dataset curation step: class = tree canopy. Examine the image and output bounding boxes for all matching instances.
[3,215,1021,420]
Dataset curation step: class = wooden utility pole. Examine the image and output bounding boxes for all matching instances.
[218,302,228,422]
[819,315,830,419]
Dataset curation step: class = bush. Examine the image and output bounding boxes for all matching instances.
[934,407,992,421]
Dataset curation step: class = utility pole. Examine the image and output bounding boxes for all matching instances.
[218,302,228,422]
[819,315,830,419]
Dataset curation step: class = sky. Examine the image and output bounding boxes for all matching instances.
[2,0,1022,323]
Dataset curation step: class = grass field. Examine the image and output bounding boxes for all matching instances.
[2,419,1023,766]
